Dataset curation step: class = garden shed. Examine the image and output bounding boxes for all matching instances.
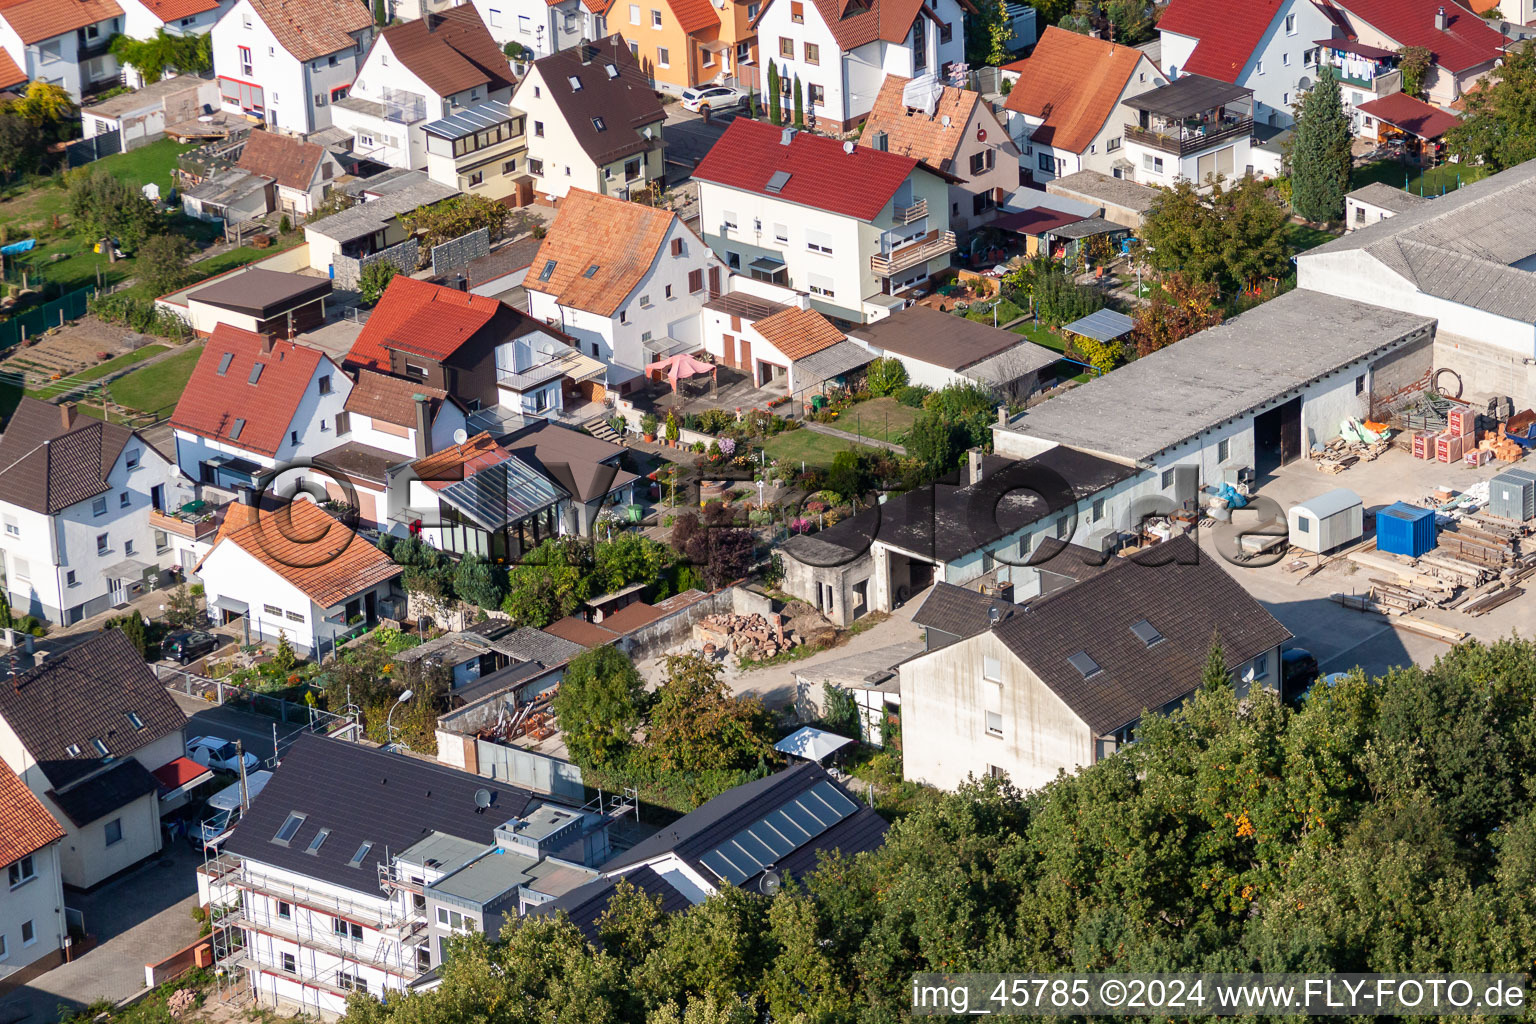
[1287,488,1363,554]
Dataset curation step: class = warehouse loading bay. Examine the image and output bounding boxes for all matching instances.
[1198,445,1536,682]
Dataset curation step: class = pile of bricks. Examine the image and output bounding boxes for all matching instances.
[693,612,797,660]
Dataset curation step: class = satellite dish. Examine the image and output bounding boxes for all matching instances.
[643,126,653,140]
[453,428,469,445]
[843,140,855,154]
[941,114,951,127]
[976,126,988,143]
[758,868,782,895]
[474,788,493,809]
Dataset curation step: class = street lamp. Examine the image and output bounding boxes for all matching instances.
[386,689,414,747]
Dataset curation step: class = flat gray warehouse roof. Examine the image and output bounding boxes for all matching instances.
[997,289,1435,463]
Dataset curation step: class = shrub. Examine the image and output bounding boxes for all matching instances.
[896,384,932,408]
[359,261,398,305]
[866,357,909,397]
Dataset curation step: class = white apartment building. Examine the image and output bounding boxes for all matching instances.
[0,763,66,982]
[693,118,956,322]
[752,0,969,132]
[332,6,515,172]
[1119,75,1256,190]
[525,188,727,383]
[469,0,606,58]
[211,0,372,136]
[0,0,122,103]
[0,400,190,625]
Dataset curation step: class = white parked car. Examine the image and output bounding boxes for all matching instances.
[187,735,260,773]
[681,85,745,115]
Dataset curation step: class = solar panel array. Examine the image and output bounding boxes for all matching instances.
[698,780,859,885]
[441,455,565,530]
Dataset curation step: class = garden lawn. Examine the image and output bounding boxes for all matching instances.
[1285,222,1337,253]
[1011,319,1067,353]
[26,344,168,400]
[840,396,917,443]
[762,427,878,469]
[108,343,202,416]
[1351,159,1488,198]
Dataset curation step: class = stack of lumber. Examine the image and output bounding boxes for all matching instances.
[1317,422,1393,473]
[1346,550,1455,593]
[1437,519,1517,567]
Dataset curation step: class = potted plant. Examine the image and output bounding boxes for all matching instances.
[641,413,658,442]
[664,410,680,448]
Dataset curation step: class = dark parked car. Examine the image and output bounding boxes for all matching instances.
[163,630,219,664]
[1281,647,1320,702]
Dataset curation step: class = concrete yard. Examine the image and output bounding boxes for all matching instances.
[1207,444,1536,680]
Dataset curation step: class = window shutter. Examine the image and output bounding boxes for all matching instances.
[671,237,684,256]
[688,268,704,292]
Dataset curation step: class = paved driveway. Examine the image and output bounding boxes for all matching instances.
[170,690,307,764]
[663,108,738,182]
[0,846,201,1024]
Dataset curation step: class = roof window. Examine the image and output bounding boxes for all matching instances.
[592,116,606,131]
[273,812,307,845]
[217,352,234,375]
[604,63,619,78]
[765,169,791,193]
[90,737,110,756]
[569,75,583,90]
[348,841,373,868]
[127,711,145,729]
[305,828,331,854]
[1129,619,1166,648]
[65,743,82,757]
[584,264,600,278]
[538,260,557,281]
[1067,652,1103,679]
[229,418,246,441]
[248,363,265,385]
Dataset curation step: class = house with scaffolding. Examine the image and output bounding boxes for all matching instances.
[203,733,613,1018]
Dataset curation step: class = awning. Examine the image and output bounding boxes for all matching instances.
[153,756,214,801]
[699,39,730,52]
[103,558,154,581]
[216,596,250,615]
[774,726,855,763]
[748,255,787,272]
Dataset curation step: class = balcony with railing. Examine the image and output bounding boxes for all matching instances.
[497,349,606,393]
[870,229,957,277]
[1123,75,1255,157]
[892,197,928,225]
[382,88,428,125]
[151,504,221,542]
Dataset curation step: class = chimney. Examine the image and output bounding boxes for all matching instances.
[260,333,275,355]
[452,273,467,292]
[780,127,797,146]
[996,404,1009,426]
[60,402,78,431]
[413,394,431,459]
[967,448,984,485]
[237,484,256,507]
[1435,5,1447,29]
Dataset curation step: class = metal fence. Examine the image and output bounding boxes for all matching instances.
[157,664,359,746]
[63,130,123,168]
[0,285,96,351]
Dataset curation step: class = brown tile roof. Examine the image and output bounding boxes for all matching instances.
[0,761,64,866]
[528,36,666,166]
[500,419,631,502]
[171,327,332,458]
[411,431,508,489]
[666,0,720,34]
[208,499,403,607]
[0,398,141,515]
[542,616,620,646]
[136,0,220,20]
[0,0,122,44]
[1003,26,1146,155]
[237,130,327,191]
[379,5,515,98]
[849,304,1026,371]
[344,369,451,428]
[526,188,678,316]
[755,0,966,51]
[0,630,187,791]
[859,75,979,169]
[753,306,845,361]
[245,0,372,62]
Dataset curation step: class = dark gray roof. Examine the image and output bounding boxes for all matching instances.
[849,305,1032,372]
[1047,170,1160,213]
[1051,216,1128,240]
[1344,182,1433,215]
[912,582,1018,644]
[790,340,877,393]
[188,269,332,320]
[501,627,584,666]
[223,733,537,896]
[453,659,548,706]
[603,762,887,887]
[0,399,148,515]
[529,36,665,166]
[1123,74,1252,117]
[0,630,185,791]
[531,865,692,942]
[46,759,159,827]
[991,535,1292,733]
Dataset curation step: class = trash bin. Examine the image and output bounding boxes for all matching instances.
[810,395,825,411]
[626,504,644,523]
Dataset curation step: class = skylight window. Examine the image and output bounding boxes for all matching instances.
[229,419,246,441]
[604,63,619,78]
[306,828,331,854]
[538,260,557,282]
[1067,652,1103,679]
[347,841,373,868]
[127,711,145,729]
[1129,619,1166,648]
[568,75,583,90]
[592,116,606,131]
[217,352,235,375]
[273,812,306,845]
[90,738,109,756]
[65,743,82,757]
[584,264,600,278]
[765,169,791,193]
[248,363,265,385]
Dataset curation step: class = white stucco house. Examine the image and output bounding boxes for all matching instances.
[468,0,608,58]
[116,0,232,86]
[0,0,122,103]
[693,117,957,322]
[750,0,970,132]
[0,763,65,983]
[169,326,353,491]
[331,6,516,172]
[1118,74,1256,190]
[198,499,403,654]
[0,400,191,625]
[699,281,850,392]
[525,188,728,385]
[211,0,372,136]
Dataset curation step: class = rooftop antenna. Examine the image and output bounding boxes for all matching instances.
[758,868,782,895]
[474,788,493,812]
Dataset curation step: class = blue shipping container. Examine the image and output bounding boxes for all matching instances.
[1376,501,1437,557]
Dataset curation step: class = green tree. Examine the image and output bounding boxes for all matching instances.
[0,111,43,182]
[1289,67,1352,222]
[358,261,398,305]
[906,413,969,474]
[503,538,593,626]
[1214,174,1290,290]
[374,0,388,25]
[452,553,505,610]
[965,0,1014,65]
[1397,45,1433,98]
[592,533,669,594]
[1103,0,1154,44]
[108,30,211,83]
[792,74,804,129]
[1199,635,1229,691]
[104,611,147,658]
[272,633,298,673]
[1446,39,1536,171]
[11,81,76,129]
[553,646,647,767]
[398,194,510,255]
[647,654,773,773]
[136,234,193,297]
[1141,176,1287,293]
[821,684,861,737]
[864,356,908,397]
[1131,271,1223,356]
[825,449,873,503]
[767,62,781,125]
[65,167,160,250]
[164,584,201,629]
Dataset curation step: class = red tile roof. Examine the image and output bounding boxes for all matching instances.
[344,276,502,371]
[245,0,373,62]
[753,306,845,360]
[993,207,1088,236]
[1334,0,1509,72]
[410,431,509,490]
[526,189,680,316]
[208,499,403,607]
[1155,0,1282,82]
[1003,27,1150,153]
[755,0,969,51]
[171,327,331,457]
[666,0,720,34]
[0,47,25,88]
[692,117,920,221]
[136,0,221,20]
[0,760,63,867]
[0,0,122,45]
[377,5,515,98]
[238,130,327,191]
[1357,91,1462,139]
